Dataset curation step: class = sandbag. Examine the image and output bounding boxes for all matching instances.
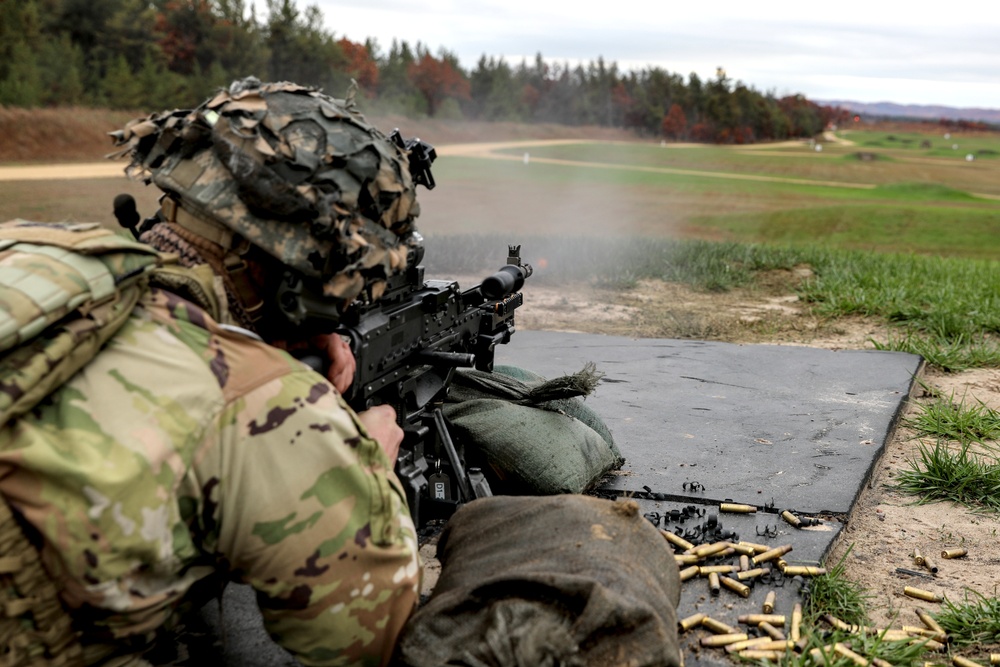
[442,364,623,495]
[395,495,683,667]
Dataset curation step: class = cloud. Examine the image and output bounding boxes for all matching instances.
[313,0,1000,108]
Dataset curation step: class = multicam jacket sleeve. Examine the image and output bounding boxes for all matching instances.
[0,287,420,667]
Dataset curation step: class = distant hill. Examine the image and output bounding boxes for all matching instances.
[818,100,1000,125]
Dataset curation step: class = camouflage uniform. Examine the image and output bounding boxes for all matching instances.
[0,282,419,666]
[0,80,426,666]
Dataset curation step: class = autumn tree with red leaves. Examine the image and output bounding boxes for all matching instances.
[337,38,378,93]
[661,103,687,139]
[408,50,470,116]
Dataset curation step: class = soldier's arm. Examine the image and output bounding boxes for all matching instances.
[211,369,419,666]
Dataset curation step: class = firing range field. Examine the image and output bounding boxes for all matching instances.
[2,127,999,662]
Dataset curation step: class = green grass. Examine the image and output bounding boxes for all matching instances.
[894,442,1000,511]
[804,547,870,627]
[905,391,1000,443]
[932,589,1000,646]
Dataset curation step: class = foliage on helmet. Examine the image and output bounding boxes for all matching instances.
[110,77,421,304]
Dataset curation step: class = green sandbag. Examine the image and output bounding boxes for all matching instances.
[442,364,623,495]
[395,495,683,667]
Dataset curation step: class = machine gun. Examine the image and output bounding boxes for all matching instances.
[331,242,532,528]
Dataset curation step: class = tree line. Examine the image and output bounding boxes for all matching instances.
[0,0,847,142]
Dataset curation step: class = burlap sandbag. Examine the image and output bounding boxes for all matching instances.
[442,364,624,495]
[395,495,682,667]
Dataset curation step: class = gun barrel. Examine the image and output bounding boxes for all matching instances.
[481,265,530,299]
[417,350,476,367]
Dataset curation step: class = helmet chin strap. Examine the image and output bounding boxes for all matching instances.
[160,195,265,327]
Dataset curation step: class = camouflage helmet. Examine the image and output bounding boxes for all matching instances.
[110,77,429,309]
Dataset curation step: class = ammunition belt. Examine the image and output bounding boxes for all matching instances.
[0,494,83,666]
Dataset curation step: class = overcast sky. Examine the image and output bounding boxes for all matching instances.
[311,0,1000,110]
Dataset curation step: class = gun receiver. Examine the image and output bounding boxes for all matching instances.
[337,245,532,528]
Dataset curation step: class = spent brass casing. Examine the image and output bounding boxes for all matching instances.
[871,658,894,667]
[781,510,802,527]
[738,540,771,554]
[702,616,738,634]
[776,558,788,572]
[708,571,721,596]
[952,657,984,667]
[660,529,695,552]
[720,575,751,598]
[923,556,939,573]
[678,565,700,581]
[916,607,946,635]
[879,629,913,641]
[904,586,943,602]
[913,546,926,566]
[678,612,707,632]
[731,542,758,556]
[739,554,751,571]
[834,643,870,667]
[699,564,738,575]
[738,613,786,626]
[916,637,946,652]
[720,502,756,513]
[782,565,828,576]
[762,591,776,614]
[902,625,948,643]
[759,621,786,641]
[688,541,731,558]
[674,554,700,565]
[791,603,803,641]
[724,636,773,654]
[752,544,793,565]
[990,654,1000,665]
[700,632,748,647]
[736,567,769,581]
[739,650,785,660]
[941,548,968,559]
[824,614,860,633]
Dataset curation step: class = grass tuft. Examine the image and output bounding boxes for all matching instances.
[894,442,1000,511]
[932,588,1000,646]
[804,546,870,627]
[905,391,1000,444]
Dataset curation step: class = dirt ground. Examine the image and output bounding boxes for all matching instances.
[511,274,1000,650]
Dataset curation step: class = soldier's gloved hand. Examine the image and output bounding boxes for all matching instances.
[317,333,356,394]
[357,405,403,465]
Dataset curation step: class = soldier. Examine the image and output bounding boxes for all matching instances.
[0,78,425,666]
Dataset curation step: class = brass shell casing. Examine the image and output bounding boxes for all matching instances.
[952,657,985,667]
[904,586,944,603]
[708,571,721,596]
[702,616,738,634]
[700,632,748,647]
[739,554,751,571]
[720,502,756,513]
[738,613,786,626]
[759,621,786,641]
[915,607,946,635]
[720,576,751,598]
[678,612,707,631]
[689,541,731,558]
[678,565,700,581]
[736,567,769,581]
[674,554,700,565]
[723,636,773,654]
[913,546,925,566]
[752,544,793,565]
[834,643,870,667]
[941,548,968,559]
[762,591,777,614]
[902,625,948,643]
[738,650,785,660]
[781,510,802,527]
[699,564,738,575]
[990,654,1000,665]
[791,603,803,641]
[738,540,771,554]
[660,529,695,552]
[783,565,828,576]
[922,556,939,573]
